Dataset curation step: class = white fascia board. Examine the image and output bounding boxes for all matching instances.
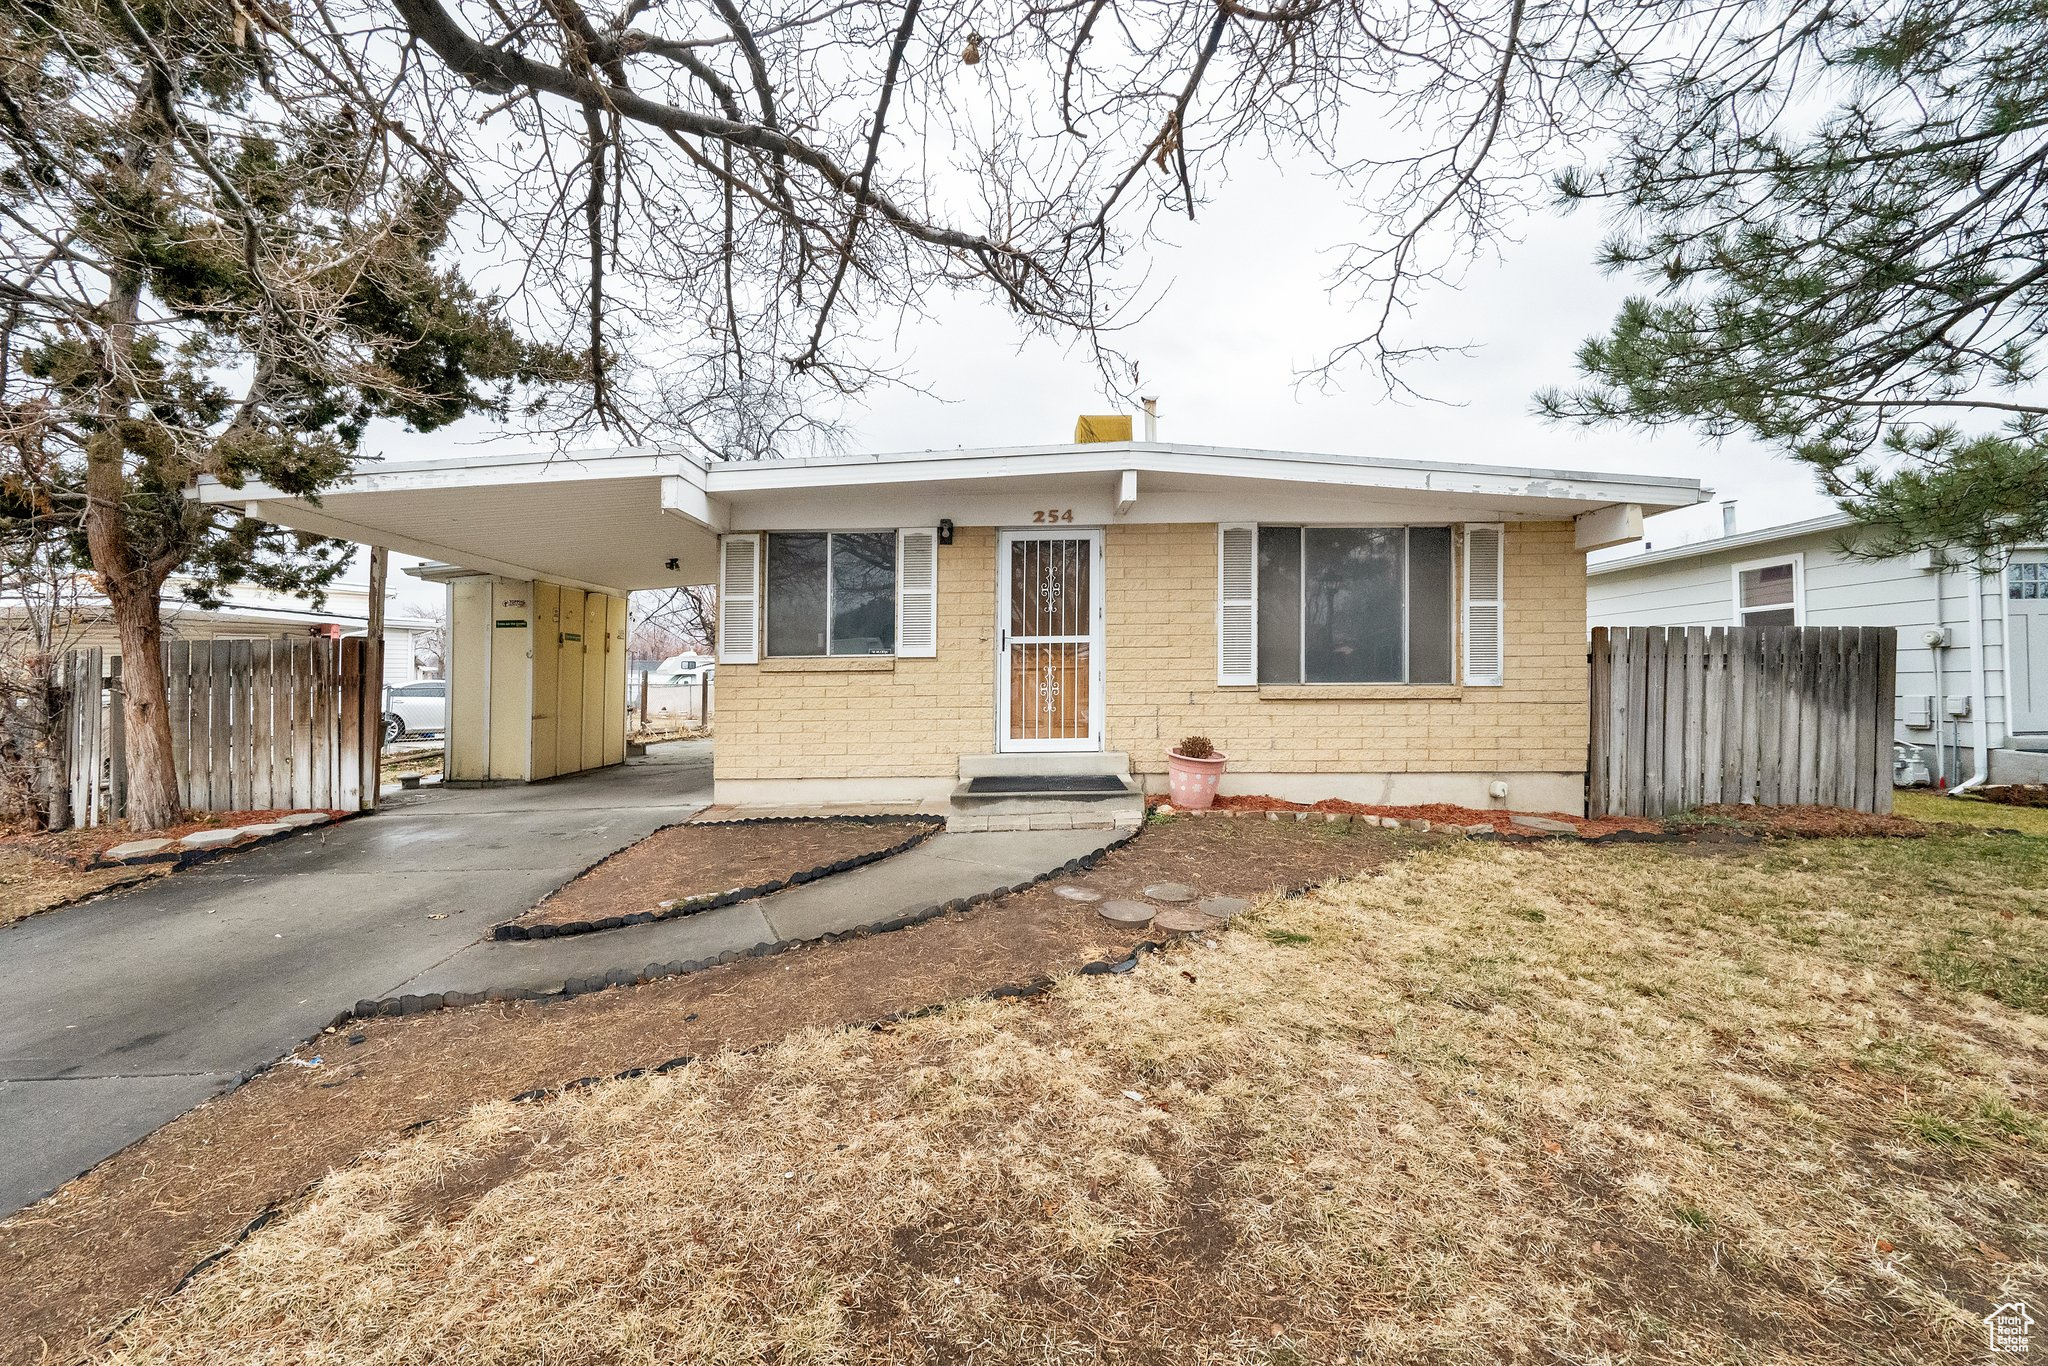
[706,442,1705,512]
[660,475,727,532]
[723,483,1622,532]
[1575,504,1644,552]
[192,446,699,506]
[241,500,629,598]
[1588,512,1860,575]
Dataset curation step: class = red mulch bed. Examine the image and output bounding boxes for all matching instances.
[510,818,936,931]
[1,809,349,868]
[1150,793,1959,840]
[1149,792,1661,837]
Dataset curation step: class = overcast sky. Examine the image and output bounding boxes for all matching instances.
[369,155,1834,605]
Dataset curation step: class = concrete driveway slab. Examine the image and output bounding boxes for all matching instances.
[0,742,710,1216]
[0,1075,237,1216]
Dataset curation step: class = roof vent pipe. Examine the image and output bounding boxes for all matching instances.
[1721,500,1738,537]
[1140,397,1159,442]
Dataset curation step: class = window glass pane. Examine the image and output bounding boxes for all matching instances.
[1407,526,1454,684]
[766,533,828,656]
[1743,607,1797,628]
[1257,527,1302,685]
[2011,564,2047,600]
[1739,562,1795,609]
[1304,528,1404,683]
[829,531,897,655]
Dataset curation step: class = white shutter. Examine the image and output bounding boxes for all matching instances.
[717,534,761,664]
[1463,524,1504,686]
[897,527,938,658]
[1218,523,1258,686]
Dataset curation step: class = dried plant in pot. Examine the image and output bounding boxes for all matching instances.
[1166,735,1227,810]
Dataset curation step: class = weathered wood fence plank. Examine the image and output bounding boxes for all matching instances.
[58,636,382,825]
[1589,625,1896,817]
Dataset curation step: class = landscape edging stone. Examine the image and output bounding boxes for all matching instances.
[488,815,945,942]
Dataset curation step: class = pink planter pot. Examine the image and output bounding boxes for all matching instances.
[1166,751,1228,810]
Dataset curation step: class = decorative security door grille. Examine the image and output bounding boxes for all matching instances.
[998,530,1103,751]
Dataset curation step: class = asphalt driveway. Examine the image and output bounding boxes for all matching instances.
[0,741,710,1216]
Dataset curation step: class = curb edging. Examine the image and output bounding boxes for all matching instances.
[335,824,1143,1029]
[490,815,945,942]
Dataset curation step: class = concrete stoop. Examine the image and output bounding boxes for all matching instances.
[947,752,1146,833]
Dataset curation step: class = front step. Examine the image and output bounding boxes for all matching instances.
[947,774,1145,833]
[958,751,1131,780]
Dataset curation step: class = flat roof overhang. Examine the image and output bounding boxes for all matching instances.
[195,441,1709,591]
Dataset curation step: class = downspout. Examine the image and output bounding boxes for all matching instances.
[1931,565,1946,786]
[1951,562,1992,795]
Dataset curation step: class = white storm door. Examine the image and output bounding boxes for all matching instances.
[997,529,1105,752]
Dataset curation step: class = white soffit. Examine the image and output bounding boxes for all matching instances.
[197,440,1702,589]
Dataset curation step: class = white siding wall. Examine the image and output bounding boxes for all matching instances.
[1590,529,2011,781]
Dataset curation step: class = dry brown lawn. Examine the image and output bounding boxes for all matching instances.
[0,850,163,928]
[96,831,2048,1364]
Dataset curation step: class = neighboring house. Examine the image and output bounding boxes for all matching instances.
[1587,510,2048,786]
[204,434,1703,814]
[4,577,435,688]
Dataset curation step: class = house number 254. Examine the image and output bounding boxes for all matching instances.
[1032,508,1074,523]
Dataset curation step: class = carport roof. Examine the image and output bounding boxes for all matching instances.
[194,441,1707,595]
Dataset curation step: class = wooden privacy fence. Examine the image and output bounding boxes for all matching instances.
[62,636,384,827]
[1589,626,1897,818]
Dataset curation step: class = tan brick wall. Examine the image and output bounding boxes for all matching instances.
[1104,521,1588,779]
[715,527,996,780]
[714,520,1587,787]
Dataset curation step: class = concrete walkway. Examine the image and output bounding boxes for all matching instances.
[396,825,1120,997]
[0,743,712,1217]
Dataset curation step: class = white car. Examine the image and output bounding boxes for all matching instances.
[382,679,447,744]
[650,654,715,686]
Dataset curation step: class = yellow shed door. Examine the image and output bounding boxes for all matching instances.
[601,595,627,766]
[580,592,607,769]
[530,582,560,780]
[555,587,587,775]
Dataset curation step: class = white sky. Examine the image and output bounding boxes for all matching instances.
[364,155,1834,606]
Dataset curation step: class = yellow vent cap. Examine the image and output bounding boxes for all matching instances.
[1074,414,1133,443]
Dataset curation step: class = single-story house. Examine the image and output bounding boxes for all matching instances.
[1588,509,2048,786]
[196,432,1705,819]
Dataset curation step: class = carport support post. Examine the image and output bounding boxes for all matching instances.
[367,544,387,811]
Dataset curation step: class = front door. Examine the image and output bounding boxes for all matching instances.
[997,529,1104,752]
[2011,557,2048,735]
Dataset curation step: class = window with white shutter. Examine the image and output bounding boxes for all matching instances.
[1217,523,1258,686]
[896,528,938,657]
[1462,524,1504,686]
[717,534,761,664]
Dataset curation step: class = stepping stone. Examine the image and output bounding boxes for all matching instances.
[1196,895,1248,921]
[1098,900,1155,925]
[177,829,247,851]
[1509,814,1577,835]
[1154,906,1214,934]
[1141,882,1197,904]
[103,838,174,861]
[277,812,332,828]
[237,823,291,839]
[1054,886,1103,903]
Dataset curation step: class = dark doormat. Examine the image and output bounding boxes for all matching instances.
[966,775,1128,794]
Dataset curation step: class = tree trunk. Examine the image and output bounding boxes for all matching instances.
[81,256,183,831]
[108,582,180,829]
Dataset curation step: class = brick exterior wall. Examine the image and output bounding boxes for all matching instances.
[1103,521,1587,780]
[714,520,1588,796]
[715,526,997,781]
